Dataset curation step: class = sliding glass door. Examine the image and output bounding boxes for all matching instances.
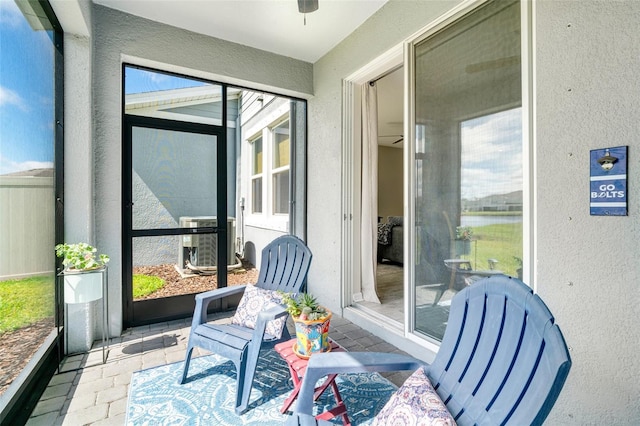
[409,0,524,341]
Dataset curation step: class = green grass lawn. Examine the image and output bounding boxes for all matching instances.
[0,275,55,334]
[133,274,166,298]
[465,222,523,276]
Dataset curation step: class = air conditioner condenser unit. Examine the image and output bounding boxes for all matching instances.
[178,216,236,271]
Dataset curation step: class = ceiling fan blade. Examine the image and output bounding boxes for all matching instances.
[392,137,404,144]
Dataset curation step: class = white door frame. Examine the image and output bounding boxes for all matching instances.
[340,45,403,316]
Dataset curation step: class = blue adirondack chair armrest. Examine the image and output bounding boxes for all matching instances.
[192,284,248,326]
[257,303,289,322]
[291,351,426,418]
[244,305,289,351]
[252,303,290,340]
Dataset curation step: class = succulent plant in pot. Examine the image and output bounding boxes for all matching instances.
[281,292,332,358]
[283,292,329,321]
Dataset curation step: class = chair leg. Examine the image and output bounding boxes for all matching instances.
[432,287,446,306]
[236,336,268,415]
[178,346,194,385]
[234,356,250,415]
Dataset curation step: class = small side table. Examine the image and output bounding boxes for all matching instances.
[275,338,350,426]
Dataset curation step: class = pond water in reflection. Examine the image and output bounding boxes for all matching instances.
[461,215,522,227]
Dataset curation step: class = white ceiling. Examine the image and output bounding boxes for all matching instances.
[92,0,402,147]
[92,0,388,63]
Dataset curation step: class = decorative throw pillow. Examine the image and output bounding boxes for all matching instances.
[372,367,456,426]
[231,285,287,339]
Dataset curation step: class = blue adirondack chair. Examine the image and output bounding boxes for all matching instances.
[179,234,312,415]
[288,275,571,425]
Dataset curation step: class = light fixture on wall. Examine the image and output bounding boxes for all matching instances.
[298,0,318,25]
[597,148,618,171]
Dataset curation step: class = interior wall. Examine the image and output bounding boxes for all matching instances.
[377,146,403,219]
[90,4,313,335]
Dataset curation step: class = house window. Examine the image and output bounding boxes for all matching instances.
[251,136,263,213]
[244,107,292,231]
[272,120,290,215]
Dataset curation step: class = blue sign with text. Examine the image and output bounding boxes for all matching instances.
[590,146,627,216]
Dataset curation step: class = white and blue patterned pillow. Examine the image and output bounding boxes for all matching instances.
[372,367,456,425]
[231,285,287,339]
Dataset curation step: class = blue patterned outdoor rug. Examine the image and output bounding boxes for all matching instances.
[126,348,397,425]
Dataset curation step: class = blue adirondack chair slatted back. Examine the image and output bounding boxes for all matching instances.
[257,235,312,293]
[426,275,571,426]
[180,234,313,415]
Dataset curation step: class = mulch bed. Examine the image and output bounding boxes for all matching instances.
[0,261,259,396]
[133,260,259,300]
[0,318,55,395]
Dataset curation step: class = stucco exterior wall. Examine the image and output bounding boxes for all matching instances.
[63,33,93,245]
[91,4,313,335]
[535,1,640,422]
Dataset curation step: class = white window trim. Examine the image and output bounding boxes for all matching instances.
[249,135,263,214]
[271,118,291,216]
[244,102,290,232]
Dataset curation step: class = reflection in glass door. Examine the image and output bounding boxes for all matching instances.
[410,0,523,341]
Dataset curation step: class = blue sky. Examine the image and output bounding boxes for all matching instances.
[0,0,205,176]
[0,0,55,175]
[125,66,207,95]
[461,108,522,200]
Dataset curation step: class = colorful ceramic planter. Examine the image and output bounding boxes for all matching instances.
[292,310,332,358]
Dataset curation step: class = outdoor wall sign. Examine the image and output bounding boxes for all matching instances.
[590,146,627,216]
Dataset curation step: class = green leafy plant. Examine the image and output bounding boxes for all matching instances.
[55,242,110,271]
[281,292,329,321]
[455,226,474,241]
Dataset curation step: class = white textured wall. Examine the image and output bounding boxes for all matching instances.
[57,1,97,353]
[91,4,312,334]
[535,1,640,423]
[63,33,93,245]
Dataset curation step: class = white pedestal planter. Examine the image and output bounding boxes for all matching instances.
[63,268,103,304]
[59,266,109,360]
